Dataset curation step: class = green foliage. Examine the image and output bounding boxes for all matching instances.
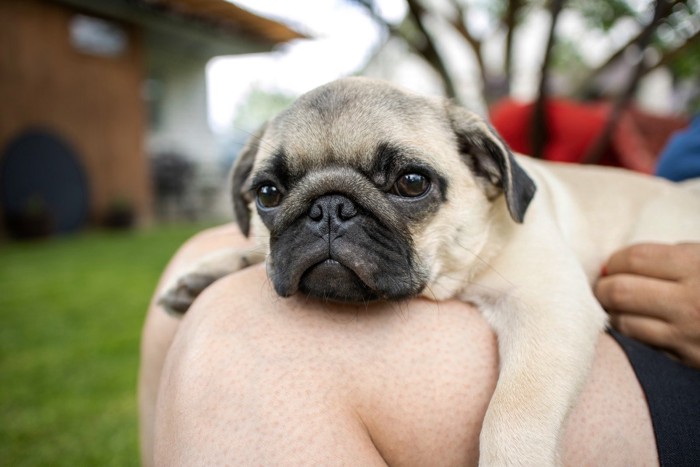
[550,36,587,74]
[568,0,640,31]
[654,1,700,81]
[669,40,700,79]
[232,86,296,132]
[0,225,205,466]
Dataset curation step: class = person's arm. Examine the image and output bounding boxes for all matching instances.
[140,226,658,466]
[138,223,254,467]
[595,242,700,369]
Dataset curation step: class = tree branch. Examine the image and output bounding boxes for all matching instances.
[573,0,687,97]
[353,0,401,41]
[404,0,459,99]
[647,27,700,72]
[582,0,676,165]
[448,1,488,91]
[352,0,458,99]
[504,0,524,96]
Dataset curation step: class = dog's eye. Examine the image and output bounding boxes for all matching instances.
[392,173,430,197]
[257,185,282,208]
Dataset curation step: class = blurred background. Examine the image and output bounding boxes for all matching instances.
[1,0,698,464]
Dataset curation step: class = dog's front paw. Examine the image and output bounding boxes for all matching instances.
[157,247,266,316]
[158,272,221,315]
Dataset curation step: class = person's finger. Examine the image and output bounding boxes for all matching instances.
[679,346,700,370]
[608,312,677,352]
[595,274,685,320]
[602,243,690,281]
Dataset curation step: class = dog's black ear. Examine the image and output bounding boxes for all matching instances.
[231,123,268,236]
[446,103,536,223]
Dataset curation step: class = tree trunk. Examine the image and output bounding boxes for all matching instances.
[530,0,566,159]
[503,0,524,98]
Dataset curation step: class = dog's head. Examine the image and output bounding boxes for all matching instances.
[231,77,536,302]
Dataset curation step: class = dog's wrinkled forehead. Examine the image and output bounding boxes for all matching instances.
[258,78,453,173]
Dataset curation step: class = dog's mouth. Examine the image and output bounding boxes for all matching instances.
[266,193,426,303]
[298,258,380,302]
[270,239,425,303]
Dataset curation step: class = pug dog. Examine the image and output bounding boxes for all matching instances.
[160,77,700,465]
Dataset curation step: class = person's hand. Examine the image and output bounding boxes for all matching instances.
[594,243,700,369]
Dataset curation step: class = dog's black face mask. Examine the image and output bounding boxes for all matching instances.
[267,191,418,302]
[249,148,446,302]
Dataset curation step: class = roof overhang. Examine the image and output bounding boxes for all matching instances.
[52,0,307,58]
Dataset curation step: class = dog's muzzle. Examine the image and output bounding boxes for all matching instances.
[268,191,424,303]
[299,194,378,301]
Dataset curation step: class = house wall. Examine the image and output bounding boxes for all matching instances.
[146,48,218,163]
[0,0,151,228]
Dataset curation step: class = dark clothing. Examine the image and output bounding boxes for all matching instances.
[609,329,700,466]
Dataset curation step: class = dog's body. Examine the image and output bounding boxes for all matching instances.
[161,78,700,465]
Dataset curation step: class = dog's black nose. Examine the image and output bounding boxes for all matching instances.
[308,194,358,229]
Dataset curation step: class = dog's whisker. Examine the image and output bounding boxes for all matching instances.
[431,269,514,299]
[453,238,516,289]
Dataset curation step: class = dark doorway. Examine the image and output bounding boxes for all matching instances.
[1,128,90,237]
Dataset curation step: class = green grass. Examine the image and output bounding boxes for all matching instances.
[0,225,207,466]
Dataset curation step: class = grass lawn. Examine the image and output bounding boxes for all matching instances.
[0,224,208,466]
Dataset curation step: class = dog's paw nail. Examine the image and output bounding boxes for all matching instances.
[158,292,189,316]
[158,272,221,315]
